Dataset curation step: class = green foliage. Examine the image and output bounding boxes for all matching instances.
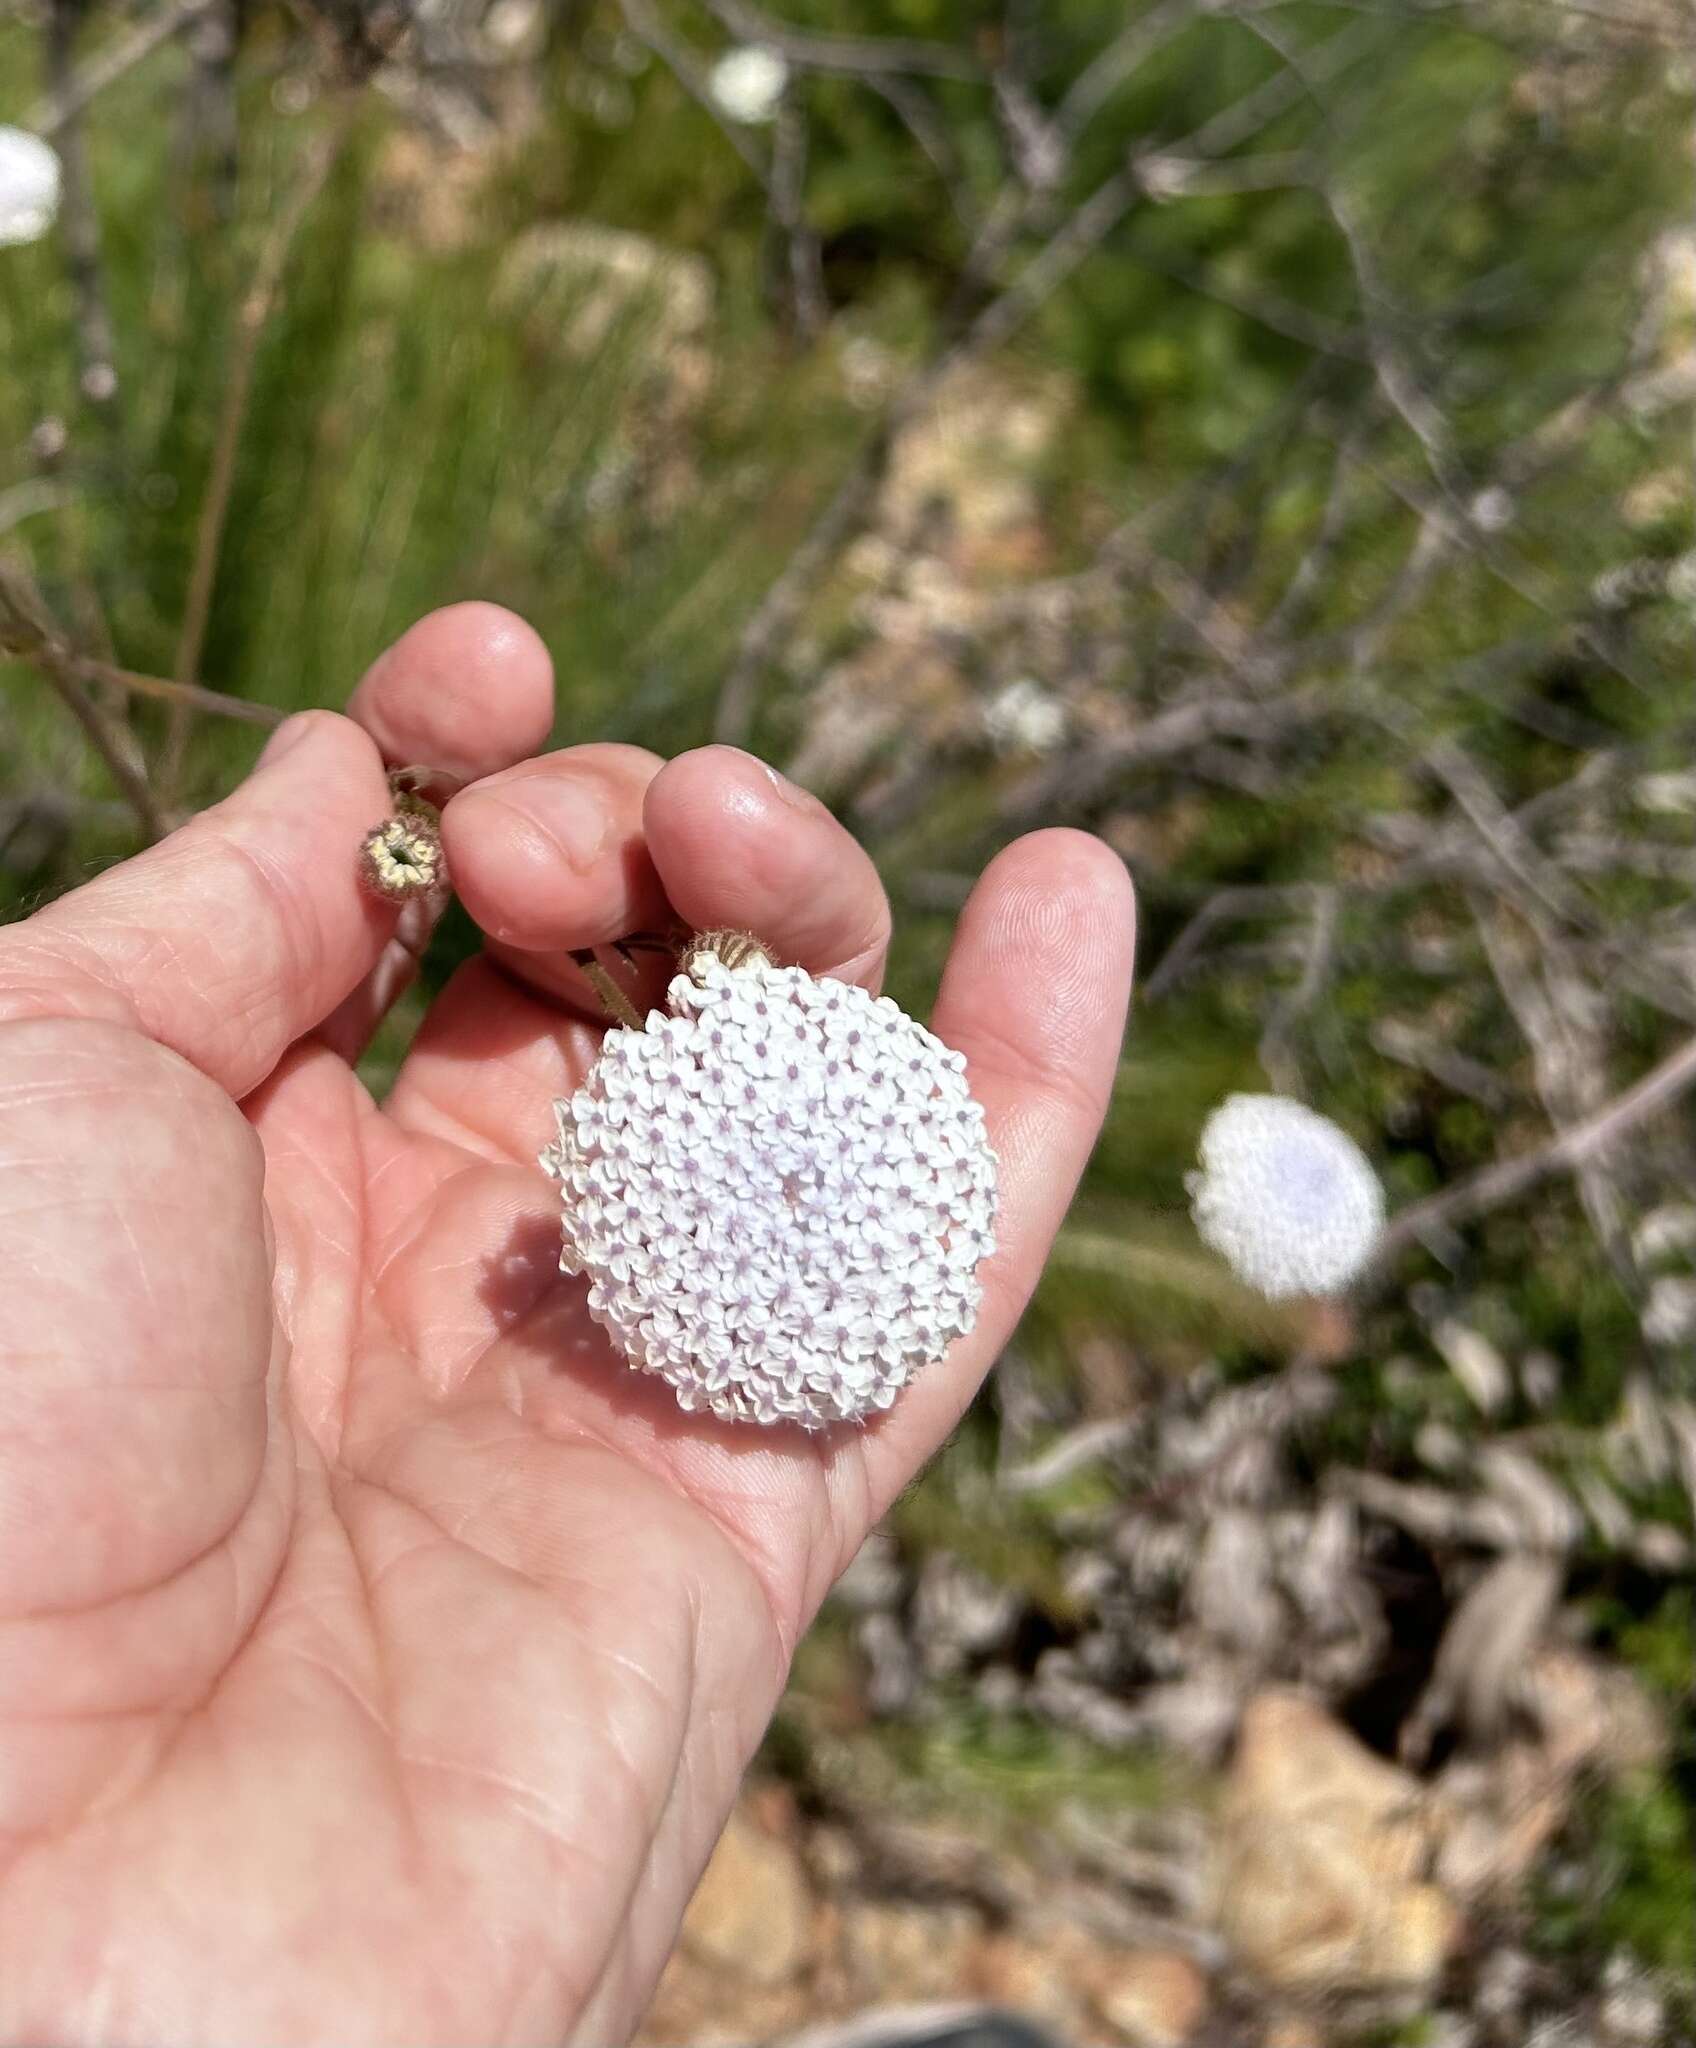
[4,0,1695,1948]
[778,1611,1185,1831]
[1534,1769,1696,1983]
[876,1701,1178,1824]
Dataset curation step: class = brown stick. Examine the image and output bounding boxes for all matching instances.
[30,0,214,137]
[1,563,167,837]
[710,17,1383,745]
[1374,1029,1696,1267]
[67,653,285,728]
[45,0,124,421]
[35,663,169,841]
[568,950,647,1033]
[1,560,282,730]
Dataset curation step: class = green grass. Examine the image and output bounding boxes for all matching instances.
[4,0,1695,1962]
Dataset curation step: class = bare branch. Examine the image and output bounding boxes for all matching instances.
[28,0,214,137]
[45,0,124,418]
[1374,1029,1696,1267]
[0,566,165,840]
[697,0,984,81]
[160,107,354,802]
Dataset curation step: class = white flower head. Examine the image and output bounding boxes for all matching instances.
[1189,1093,1384,1299]
[707,44,789,125]
[1468,485,1515,534]
[0,127,61,249]
[541,949,998,1429]
[983,677,1066,756]
[1666,549,1696,607]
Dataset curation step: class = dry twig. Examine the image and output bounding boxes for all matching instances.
[0,566,165,839]
[159,106,354,801]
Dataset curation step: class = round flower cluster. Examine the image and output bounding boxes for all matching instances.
[358,812,445,900]
[0,128,60,249]
[706,44,789,125]
[541,952,998,1428]
[1189,1093,1384,1299]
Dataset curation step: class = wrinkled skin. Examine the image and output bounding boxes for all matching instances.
[0,606,1136,2045]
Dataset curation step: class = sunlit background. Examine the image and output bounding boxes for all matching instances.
[3,3,1693,2041]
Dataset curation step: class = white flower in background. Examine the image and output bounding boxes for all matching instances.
[482,0,541,52]
[707,44,789,125]
[1189,1093,1384,1299]
[1632,1202,1696,1263]
[983,677,1067,756]
[1591,557,1663,611]
[540,942,998,1429]
[0,127,61,248]
[1634,769,1696,815]
[1642,1275,1696,1346]
[1468,485,1515,533]
[1665,549,1696,606]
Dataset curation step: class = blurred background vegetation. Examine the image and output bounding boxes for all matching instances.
[2,1,1693,2040]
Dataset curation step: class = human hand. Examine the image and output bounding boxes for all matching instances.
[0,606,1135,2045]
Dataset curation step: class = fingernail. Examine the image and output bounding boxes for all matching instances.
[497,773,608,874]
[257,713,316,768]
[758,759,815,810]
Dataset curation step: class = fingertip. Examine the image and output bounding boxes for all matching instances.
[254,708,322,770]
[981,827,1138,980]
[648,745,825,828]
[243,708,391,823]
[846,839,1135,1519]
[937,829,1135,1121]
[347,602,557,782]
[439,785,582,949]
[440,745,667,951]
[645,746,891,983]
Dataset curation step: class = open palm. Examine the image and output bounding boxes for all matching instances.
[0,606,1135,2046]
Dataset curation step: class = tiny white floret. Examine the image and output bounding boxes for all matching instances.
[541,952,998,1428]
[1189,1092,1383,1299]
[0,128,61,248]
[1468,485,1515,534]
[983,678,1066,756]
[707,45,789,125]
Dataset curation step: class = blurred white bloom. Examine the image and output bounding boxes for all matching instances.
[1635,769,1696,815]
[707,44,789,125]
[983,677,1067,755]
[0,127,61,248]
[1468,485,1515,533]
[1189,1093,1384,1299]
[29,414,67,462]
[1591,557,1663,610]
[483,0,541,51]
[541,948,997,1429]
[1642,1275,1696,1346]
[1135,153,1192,201]
[1665,549,1696,606]
[1632,1201,1696,1263]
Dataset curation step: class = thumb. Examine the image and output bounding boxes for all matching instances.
[0,1017,291,1788]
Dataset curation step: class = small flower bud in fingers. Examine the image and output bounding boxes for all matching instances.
[359,811,446,901]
